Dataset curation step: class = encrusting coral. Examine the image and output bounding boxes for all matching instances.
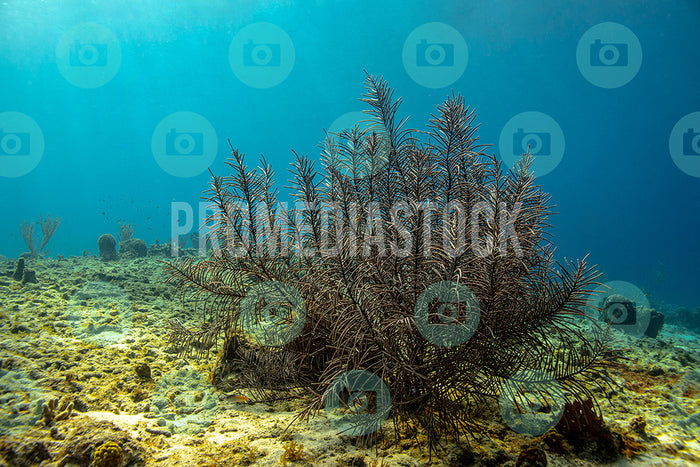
[165,73,618,451]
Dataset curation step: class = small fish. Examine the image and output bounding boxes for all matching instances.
[228,394,250,403]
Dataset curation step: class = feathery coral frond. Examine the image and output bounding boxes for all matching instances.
[163,74,616,451]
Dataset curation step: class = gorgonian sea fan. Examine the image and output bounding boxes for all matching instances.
[165,72,617,450]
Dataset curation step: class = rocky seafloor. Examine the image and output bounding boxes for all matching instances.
[0,254,698,467]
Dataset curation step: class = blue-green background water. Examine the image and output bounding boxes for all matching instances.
[1,0,698,308]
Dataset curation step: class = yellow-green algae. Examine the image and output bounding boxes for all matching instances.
[0,255,699,465]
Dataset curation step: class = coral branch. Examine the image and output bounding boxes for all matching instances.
[20,220,36,256]
[20,214,61,257]
[118,222,134,242]
[38,213,61,255]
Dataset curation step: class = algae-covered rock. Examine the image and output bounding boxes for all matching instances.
[9,322,30,334]
[98,234,119,261]
[0,437,51,467]
[54,419,146,466]
[0,369,51,434]
[119,238,148,258]
[516,446,547,466]
[134,362,151,380]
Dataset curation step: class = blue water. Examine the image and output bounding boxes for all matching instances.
[1,0,698,308]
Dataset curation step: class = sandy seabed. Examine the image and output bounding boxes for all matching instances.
[0,255,698,466]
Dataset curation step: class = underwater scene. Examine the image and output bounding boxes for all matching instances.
[1,1,699,466]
